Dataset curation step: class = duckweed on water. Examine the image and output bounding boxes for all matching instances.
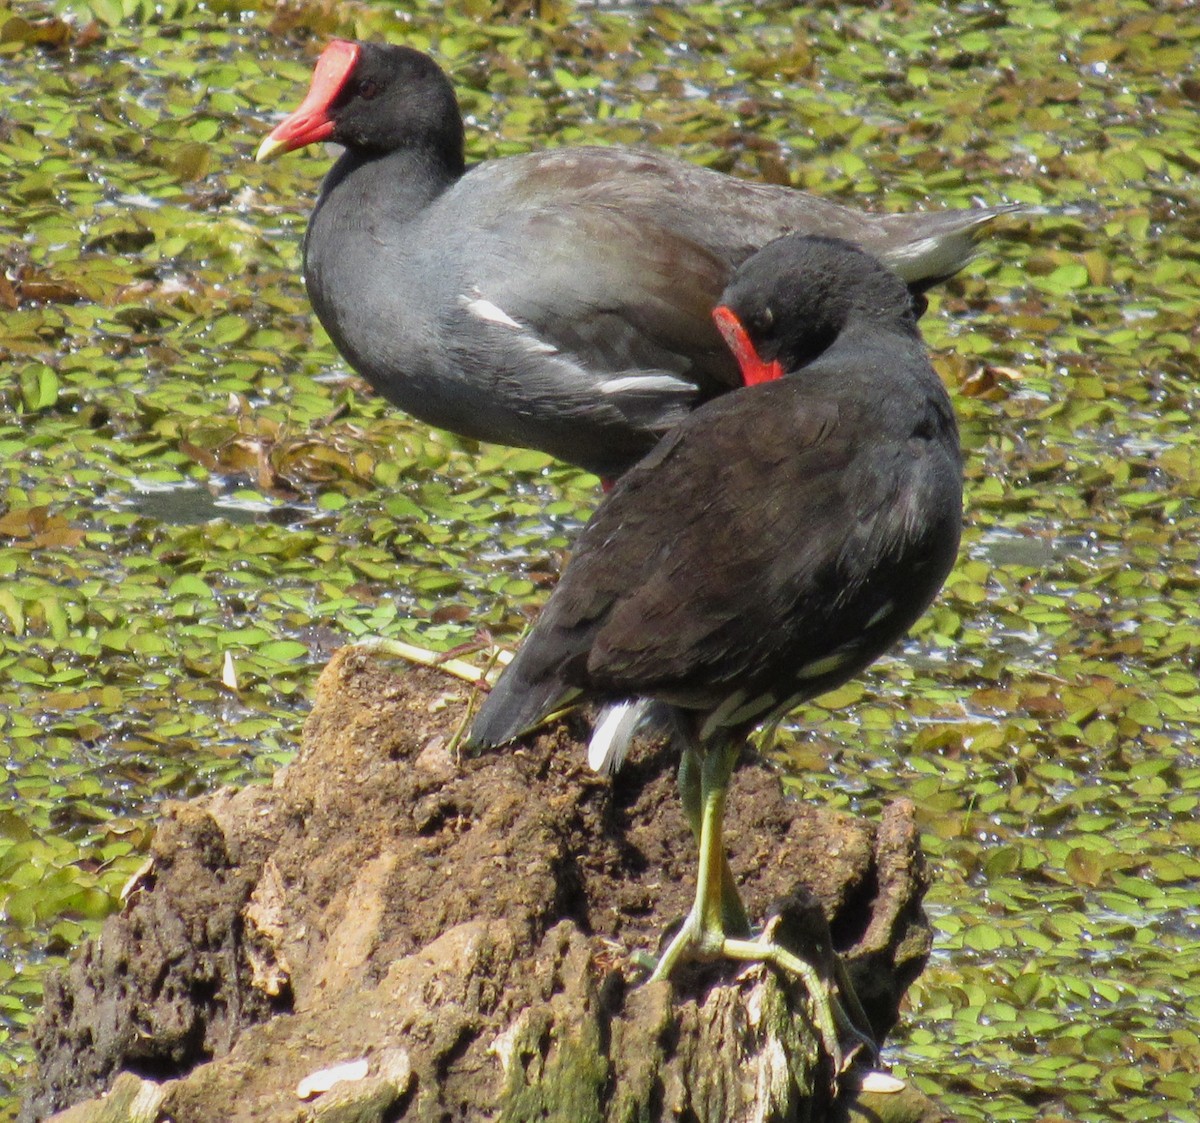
[2,1,1198,1119]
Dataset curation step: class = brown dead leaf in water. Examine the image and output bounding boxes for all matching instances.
[0,507,86,549]
[960,364,1024,400]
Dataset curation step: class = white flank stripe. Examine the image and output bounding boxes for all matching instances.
[698,689,747,742]
[599,374,694,396]
[463,296,525,330]
[795,650,854,680]
[462,295,557,355]
[725,693,776,727]
[865,601,894,629]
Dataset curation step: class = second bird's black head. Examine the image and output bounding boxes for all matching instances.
[715,235,922,378]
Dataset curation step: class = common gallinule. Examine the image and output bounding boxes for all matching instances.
[258,39,1012,479]
[467,233,963,1063]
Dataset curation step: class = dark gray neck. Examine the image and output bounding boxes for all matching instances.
[312,143,461,233]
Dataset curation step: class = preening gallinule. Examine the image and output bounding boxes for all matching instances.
[467,234,963,1064]
[258,39,1013,479]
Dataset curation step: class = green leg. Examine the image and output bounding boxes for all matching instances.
[678,742,749,937]
[650,739,741,980]
[652,738,874,1076]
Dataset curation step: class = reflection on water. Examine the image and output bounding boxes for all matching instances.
[126,478,315,529]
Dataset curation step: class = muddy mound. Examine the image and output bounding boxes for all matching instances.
[24,647,939,1123]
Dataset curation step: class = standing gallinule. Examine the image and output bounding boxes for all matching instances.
[258,39,1013,479]
[467,234,963,1063]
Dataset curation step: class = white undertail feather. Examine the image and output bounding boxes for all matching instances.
[589,699,653,774]
[883,234,970,283]
[882,201,1075,283]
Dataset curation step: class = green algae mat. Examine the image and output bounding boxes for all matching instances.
[2,0,1198,1119]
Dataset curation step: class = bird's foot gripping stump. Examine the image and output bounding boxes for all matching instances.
[645,736,879,1081]
[24,648,947,1123]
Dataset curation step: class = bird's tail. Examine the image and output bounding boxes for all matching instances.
[467,659,580,751]
[881,200,1087,290]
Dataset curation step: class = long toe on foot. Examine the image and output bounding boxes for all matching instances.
[722,897,879,1078]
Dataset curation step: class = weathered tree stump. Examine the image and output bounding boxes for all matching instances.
[23,647,947,1123]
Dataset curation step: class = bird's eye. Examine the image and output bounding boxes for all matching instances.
[358,79,380,100]
[755,306,774,333]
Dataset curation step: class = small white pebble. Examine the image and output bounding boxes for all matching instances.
[295,1058,370,1100]
[221,650,239,691]
[860,1071,907,1094]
